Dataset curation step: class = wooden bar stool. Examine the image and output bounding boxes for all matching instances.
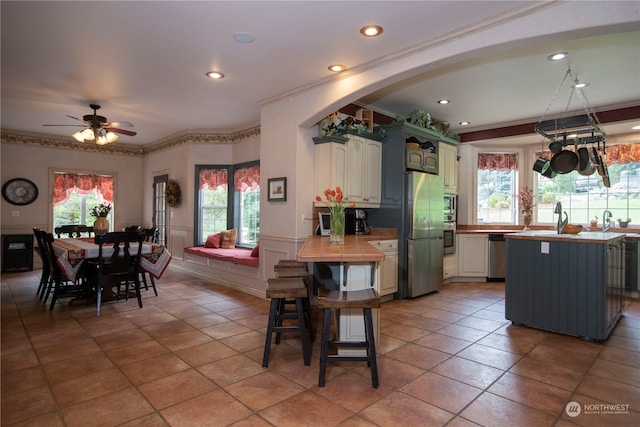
[262,277,313,367]
[317,287,380,388]
[274,260,315,340]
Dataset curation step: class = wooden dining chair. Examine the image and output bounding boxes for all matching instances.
[32,227,51,299]
[42,232,88,310]
[138,227,159,296]
[123,226,141,232]
[88,231,145,316]
[55,224,94,238]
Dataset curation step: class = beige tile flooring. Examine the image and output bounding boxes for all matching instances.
[2,268,639,426]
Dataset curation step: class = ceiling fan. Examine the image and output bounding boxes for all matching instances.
[44,103,136,144]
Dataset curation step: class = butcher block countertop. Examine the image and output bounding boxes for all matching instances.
[296,228,396,263]
[505,230,627,244]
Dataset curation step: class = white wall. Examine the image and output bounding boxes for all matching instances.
[1,142,144,234]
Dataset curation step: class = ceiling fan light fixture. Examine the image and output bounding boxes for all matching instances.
[106,131,118,143]
[72,131,85,142]
[81,128,95,140]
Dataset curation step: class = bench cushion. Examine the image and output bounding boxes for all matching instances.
[184,246,259,268]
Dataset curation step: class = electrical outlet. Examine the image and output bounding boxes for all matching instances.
[11,210,20,217]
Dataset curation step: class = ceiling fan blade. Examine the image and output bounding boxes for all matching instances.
[105,121,134,128]
[43,124,85,127]
[65,115,87,123]
[107,127,137,136]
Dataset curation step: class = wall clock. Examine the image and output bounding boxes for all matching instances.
[2,178,39,206]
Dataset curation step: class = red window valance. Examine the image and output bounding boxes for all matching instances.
[199,168,228,190]
[53,173,114,206]
[234,165,260,191]
[535,142,640,165]
[477,153,518,171]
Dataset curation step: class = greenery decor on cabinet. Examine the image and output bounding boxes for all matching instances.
[396,109,461,141]
[166,179,182,207]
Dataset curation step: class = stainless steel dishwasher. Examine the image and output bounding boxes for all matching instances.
[487,234,506,281]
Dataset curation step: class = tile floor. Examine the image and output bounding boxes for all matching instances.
[1,268,639,426]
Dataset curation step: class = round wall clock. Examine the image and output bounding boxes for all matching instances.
[2,178,39,206]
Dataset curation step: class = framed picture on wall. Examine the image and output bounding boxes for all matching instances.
[267,177,287,202]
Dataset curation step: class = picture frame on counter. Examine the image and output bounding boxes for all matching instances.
[267,177,287,202]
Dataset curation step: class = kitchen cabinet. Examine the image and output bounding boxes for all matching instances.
[314,134,382,208]
[443,253,456,279]
[369,239,398,299]
[439,141,458,194]
[456,234,488,277]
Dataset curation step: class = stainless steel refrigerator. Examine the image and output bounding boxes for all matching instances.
[406,171,444,297]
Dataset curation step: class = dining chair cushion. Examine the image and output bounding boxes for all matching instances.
[205,232,222,248]
[220,229,237,249]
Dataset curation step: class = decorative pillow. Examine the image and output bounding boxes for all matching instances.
[220,229,237,249]
[251,244,259,257]
[204,232,222,248]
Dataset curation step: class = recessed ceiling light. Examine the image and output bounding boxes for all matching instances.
[547,51,569,61]
[572,81,590,88]
[632,125,640,130]
[437,99,450,105]
[328,64,347,72]
[360,25,383,37]
[233,32,255,43]
[206,71,224,79]
[459,121,470,126]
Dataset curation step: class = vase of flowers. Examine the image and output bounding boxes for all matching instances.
[316,186,353,244]
[517,186,535,230]
[90,202,111,236]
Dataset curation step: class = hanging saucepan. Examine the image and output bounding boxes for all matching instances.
[590,146,605,177]
[550,150,578,174]
[577,145,595,176]
[533,156,556,178]
[548,139,563,154]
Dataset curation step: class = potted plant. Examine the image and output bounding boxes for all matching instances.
[90,202,112,236]
[617,218,631,228]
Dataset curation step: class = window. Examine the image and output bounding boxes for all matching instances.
[153,174,168,245]
[476,153,518,223]
[534,142,640,225]
[52,172,114,229]
[195,162,259,247]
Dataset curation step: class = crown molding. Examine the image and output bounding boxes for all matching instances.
[1,125,261,156]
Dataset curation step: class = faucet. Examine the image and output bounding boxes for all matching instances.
[554,202,568,234]
[602,210,612,232]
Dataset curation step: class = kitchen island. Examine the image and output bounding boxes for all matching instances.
[505,231,626,341]
[297,234,388,354]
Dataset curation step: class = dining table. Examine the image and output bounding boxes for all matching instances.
[51,237,172,283]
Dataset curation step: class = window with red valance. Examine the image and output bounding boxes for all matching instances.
[477,153,518,171]
[53,172,114,206]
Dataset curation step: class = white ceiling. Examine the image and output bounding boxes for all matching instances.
[1,1,639,146]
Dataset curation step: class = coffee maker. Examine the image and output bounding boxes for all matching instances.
[345,208,369,235]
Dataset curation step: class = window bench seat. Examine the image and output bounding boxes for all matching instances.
[184,246,259,268]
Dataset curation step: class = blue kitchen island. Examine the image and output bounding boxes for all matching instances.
[505,231,626,341]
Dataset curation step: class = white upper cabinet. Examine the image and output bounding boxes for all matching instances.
[315,134,382,208]
[439,142,458,194]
